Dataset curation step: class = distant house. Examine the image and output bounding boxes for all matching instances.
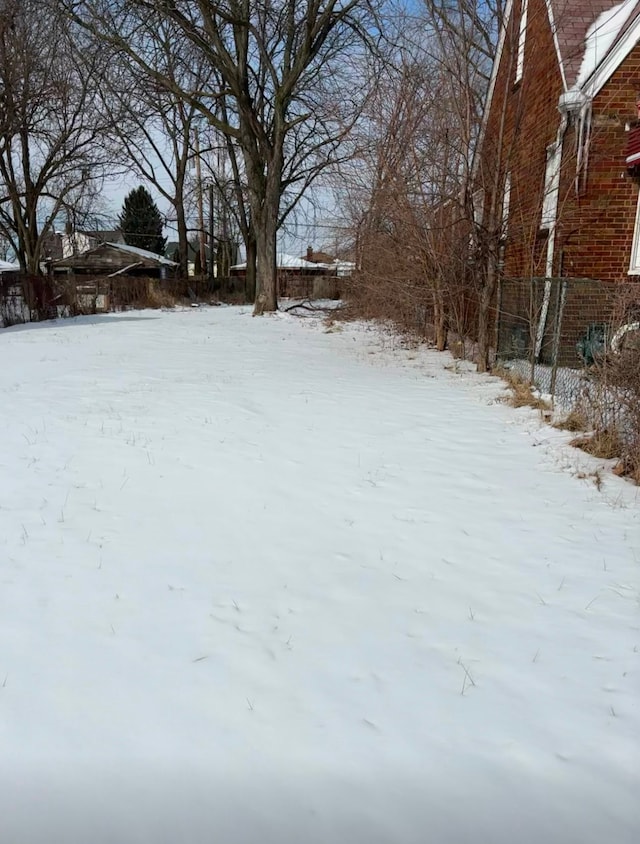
[231,252,340,298]
[41,229,125,264]
[0,259,20,275]
[301,245,355,277]
[41,232,64,263]
[303,246,337,264]
[165,240,214,276]
[51,242,178,280]
[230,252,329,277]
[61,229,125,259]
[47,242,178,314]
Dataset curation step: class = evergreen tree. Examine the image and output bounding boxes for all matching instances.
[118,186,166,255]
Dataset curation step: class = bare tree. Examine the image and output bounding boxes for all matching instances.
[200,97,257,300]
[0,0,122,273]
[103,28,218,278]
[65,0,379,314]
[339,0,506,367]
[340,53,466,347]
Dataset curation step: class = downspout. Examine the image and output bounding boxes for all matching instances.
[535,90,586,357]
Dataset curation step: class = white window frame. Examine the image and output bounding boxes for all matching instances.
[515,0,529,84]
[540,142,561,230]
[472,188,485,228]
[629,189,640,274]
[501,172,512,238]
[470,188,484,250]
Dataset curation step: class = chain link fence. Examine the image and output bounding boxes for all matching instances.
[495,277,618,410]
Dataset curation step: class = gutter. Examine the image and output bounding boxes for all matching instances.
[535,91,587,357]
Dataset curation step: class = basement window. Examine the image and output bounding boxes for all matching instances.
[515,0,529,84]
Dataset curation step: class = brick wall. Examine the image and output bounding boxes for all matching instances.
[480,0,564,278]
[556,48,640,282]
[481,1,640,288]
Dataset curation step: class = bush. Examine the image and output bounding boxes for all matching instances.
[573,288,640,482]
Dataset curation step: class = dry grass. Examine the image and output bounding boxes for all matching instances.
[553,408,588,433]
[581,294,640,484]
[146,286,178,309]
[570,428,623,461]
[574,467,604,490]
[493,366,551,411]
[322,303,355,328]
[612,453,640,483]
[450,339,466,360]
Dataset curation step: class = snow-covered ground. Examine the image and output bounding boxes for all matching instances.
[0,307,638,844]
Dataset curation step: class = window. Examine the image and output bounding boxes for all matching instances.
[473,188,485,228]
[470,188,484,250]
[501,172,512,237]
[515,0,529,84]
[540,142,561,230]
[629,190,640,274]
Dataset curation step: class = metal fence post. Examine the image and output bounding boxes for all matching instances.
[550,279,568,399]
[528,278,536,383]
[494,277,503,365]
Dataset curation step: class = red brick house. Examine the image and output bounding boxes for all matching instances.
[478,0,640,340]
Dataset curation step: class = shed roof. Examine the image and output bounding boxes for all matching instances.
[231,253,318,271]
[52,241,177,269]
[0,259,20,273]
[106,242,177,267]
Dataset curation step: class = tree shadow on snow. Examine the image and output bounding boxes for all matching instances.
[0,313,160,335]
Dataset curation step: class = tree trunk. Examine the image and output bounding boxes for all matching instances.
[175,194,189,279]
[25,226,41,276]
[253,209,278,315]
[433,286,447,351]
[242,120,283,315]
[476,266,497,373]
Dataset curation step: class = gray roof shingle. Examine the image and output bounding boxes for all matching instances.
[550,0,640,89]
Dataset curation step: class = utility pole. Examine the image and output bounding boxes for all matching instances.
[216,134,231,278]
[208,182,215,286]
[194,127,206,277]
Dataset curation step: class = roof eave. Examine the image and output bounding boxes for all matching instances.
[545,0,568,91]
[578,13,640,99]
[472,0,515,182]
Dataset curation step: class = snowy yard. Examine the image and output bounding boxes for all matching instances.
[0,306,638,844]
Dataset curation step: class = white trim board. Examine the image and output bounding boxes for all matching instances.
[581,9,640,99]
[629,187,640,274]
[471,0,515,182]
[544,0,568,91]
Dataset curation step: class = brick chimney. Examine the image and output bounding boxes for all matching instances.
[306,245,313,261]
